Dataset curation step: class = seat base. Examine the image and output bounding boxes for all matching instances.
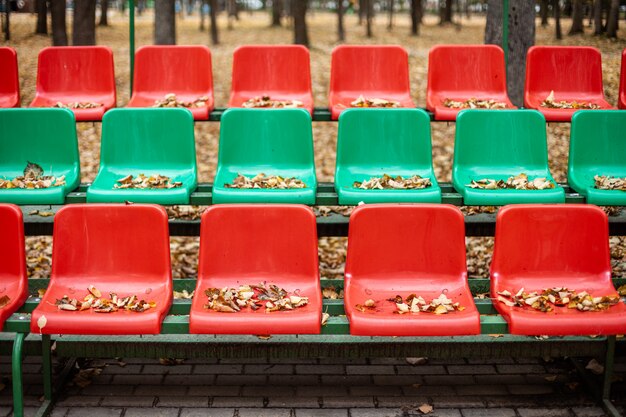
[127,94,213,121]
[212,186,316,205]
[336,185,442,205]
[458,187,566,206]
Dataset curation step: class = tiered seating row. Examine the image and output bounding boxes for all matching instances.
[2,45,626,121]
[2,107,626,207]
[2,203,625,417]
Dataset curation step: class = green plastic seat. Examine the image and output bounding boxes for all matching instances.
[335,108,441,204]
[453,109,565,205]
[0,108,80,204]
[569,111,626,205]
[86,108,197,204]
[212,108,317,204]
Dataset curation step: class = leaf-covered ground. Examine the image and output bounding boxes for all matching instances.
[3,10,626,281]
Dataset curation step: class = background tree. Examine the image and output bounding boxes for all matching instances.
[200,0,208,31]
[99,0,109,26]
[364,0,373,37]
[50,0,68,45]
[35,0,48,34]
[387,0,394,30]
[337,0,345,41]
[606,0,619,37]
[210,0,219,44]
[554,0,562,39]
[155,0,176,44]
[569,0,584,34]
[227,0,238,29]
[485,0,535,106]
[73,0,97,45]
[593,0,604,35]
[439,0,453,24]
[293,0,309,46]
[410,0,422,35]
[272,0,282,26]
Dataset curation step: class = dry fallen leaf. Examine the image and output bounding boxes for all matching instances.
[351,95,400,108]
[159,358,185,366]
[417,403,433,414]
[153,93,209,108]
[469,173,555,190]
[443,97,507,109]
[114,173,182,189]
[544,375,558,382]
[0,295,11,308]
[405,357,428,366]
[586,358,604,375]
[242,95,303,108]
[257,335,272,340]
[321,312,330,326]
[353,174,432,190]
[541,90,601,109]
[37,315,47,334]
[225,173,306,189]
[489,334,503,338]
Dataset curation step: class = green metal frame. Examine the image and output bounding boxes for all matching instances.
[3,277,625,416]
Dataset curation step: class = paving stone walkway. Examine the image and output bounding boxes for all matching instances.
[1,355,624,417]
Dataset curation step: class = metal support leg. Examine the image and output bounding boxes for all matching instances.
[34,334,55,417]
[11,333,25,417]
[601,336,621,417]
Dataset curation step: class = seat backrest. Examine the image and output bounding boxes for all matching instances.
[427,45,508,98]
[345,204,467,280]
[51,204,171,283]
[491,205,611,286]
[569,111,626,189]
[453,110,551,183]
[231,45,311,94]
[330,45,410,94]
[0,108,80,184]
[524,46,605,100]
[133,45,213,95]
[199,205,319,281]
[336,108,433,174]
[0,47,20,106]
[36,46,116,96]
[0,204,26,283]
[217,108,314,170]
[617,48,626,110]
[99,108,196,171]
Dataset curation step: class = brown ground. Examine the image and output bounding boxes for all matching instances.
[3,10,626,281]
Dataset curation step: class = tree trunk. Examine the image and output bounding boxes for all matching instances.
[99,0,109,26]
[410,0,420,35]
[119,0,125,13]
[73,0,96,45]
[50,0,68,45]
[154,0,176,44]
[568,0,583,34]
[137,0,147,15]
[358,0,364,25]
[35,0,48,34]
[387,0,394,30]
[554,0,562,39]
[606,0,619,37]
[364,0,372,37]
[293,0,309,46]
[439,0,452,24]
[593,0,604,34]
[272,0,282,26]
[540,0,549,26]
[485,0,535,107]
[337,0,345,41]
[199,0,207,30]
[209,0,219,44]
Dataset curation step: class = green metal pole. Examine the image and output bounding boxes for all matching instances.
[42,334,52,401]
[129,0,135,95]
[11,333,25,417]
[502,0,509,65]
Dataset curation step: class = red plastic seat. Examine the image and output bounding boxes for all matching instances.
[30,46,116,122]
[30,204,172,335]
[0,47,20,108]
[0,205,28,330]
[329,45,415,120]
[427,45,515,121]
[344,204,480,336]
[127,45,214,121]
[524,46,614,122]
[491,205,626,336]
[617,49,626,110]
[228,45,313,114]
[190,205,322,335]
